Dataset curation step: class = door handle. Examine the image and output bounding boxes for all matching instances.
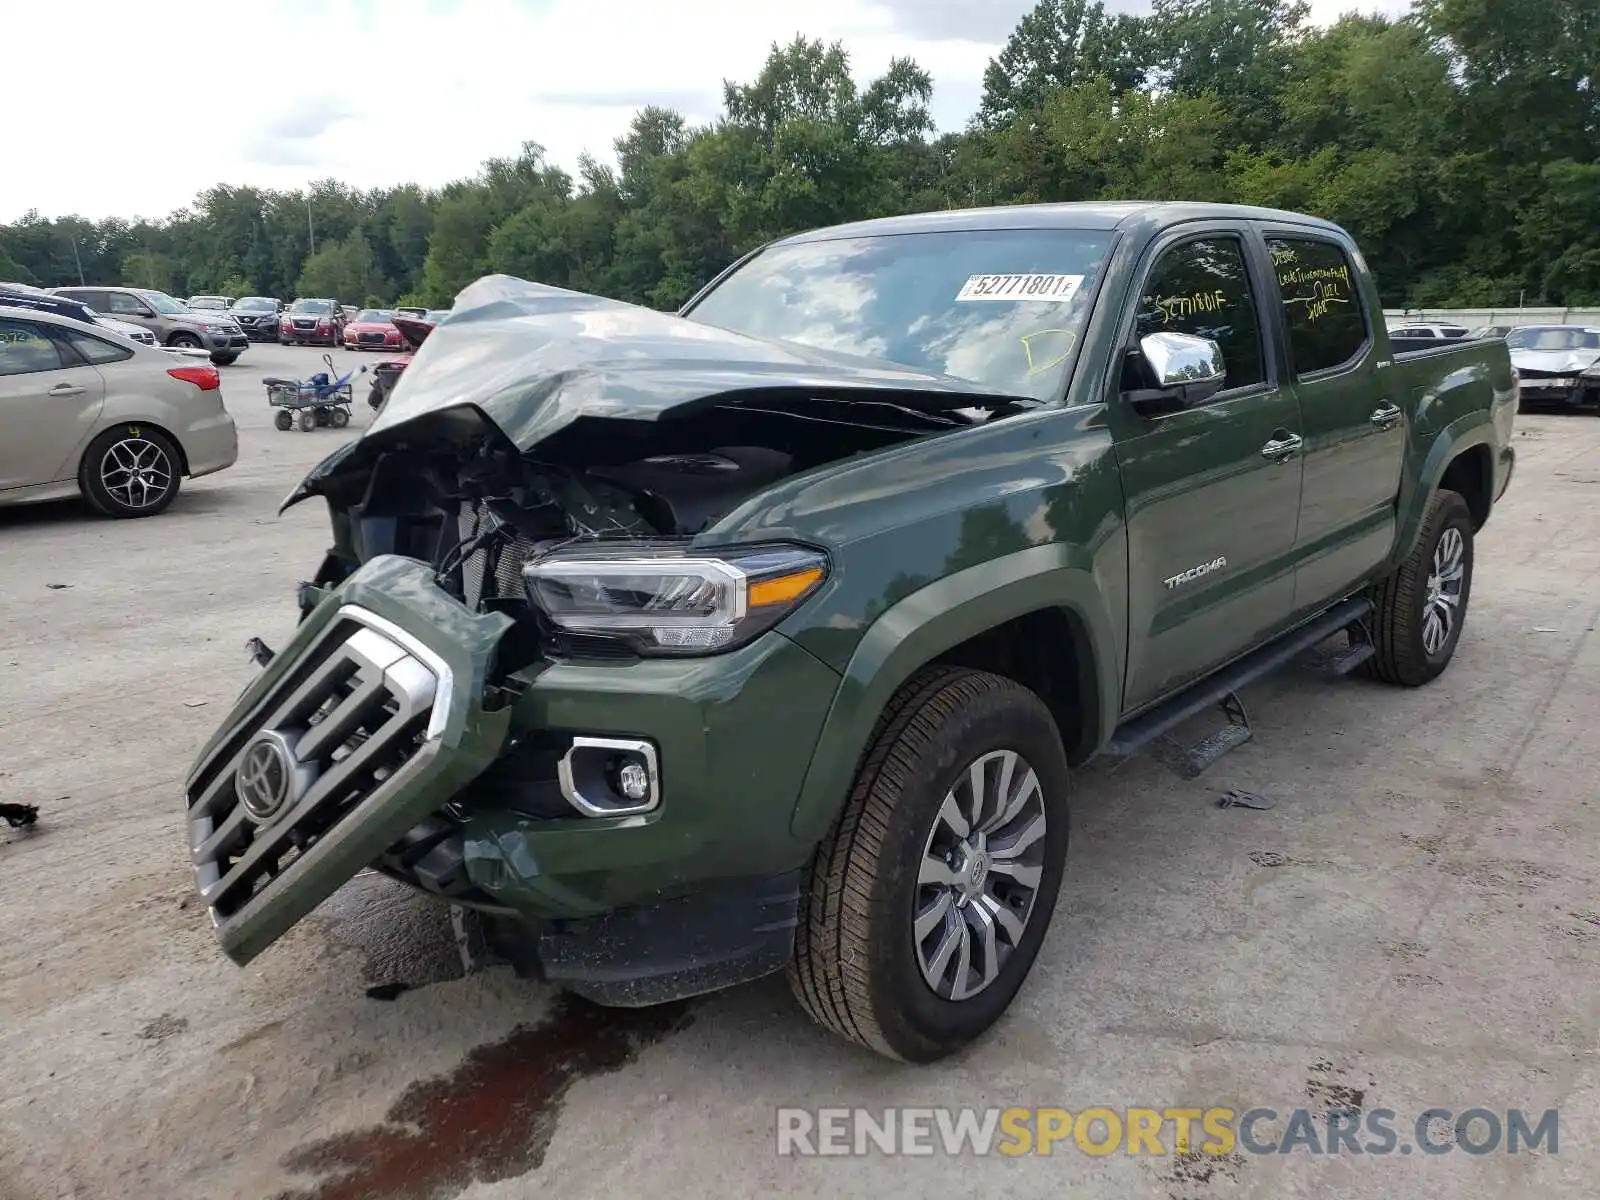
[1370,401,1402,429]
[49,383,86,397]
[1259,432,1303,462]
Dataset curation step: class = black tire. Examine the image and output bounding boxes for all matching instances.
[211,352,238,366]
[168,332,202,350]
[298,410,317,432]
[79,424,182,518]
[1364,488,1474,686]
[367,382,386,411]
[330,407,350,428]
[788,666,1070,1062]
[274,409,293,431]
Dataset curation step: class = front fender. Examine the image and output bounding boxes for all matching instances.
[787,542,1121,843]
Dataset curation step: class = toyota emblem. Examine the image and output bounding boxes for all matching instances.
[235,732,296,823]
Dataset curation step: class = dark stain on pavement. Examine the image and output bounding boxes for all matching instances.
[273,994,692,1200]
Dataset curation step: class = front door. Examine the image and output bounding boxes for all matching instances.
[0,317,107,491]
[1261,232,1406,612]
[1108,230,1306,713]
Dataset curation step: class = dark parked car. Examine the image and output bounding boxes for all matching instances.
[279,297,343,346]
[231,296,283,342]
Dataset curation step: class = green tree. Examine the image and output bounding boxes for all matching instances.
[977,0,1152,128]
[296,231,389,304]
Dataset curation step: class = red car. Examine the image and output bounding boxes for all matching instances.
[342,308,407,352]
[278,297,344,346]
[366,311,439,410]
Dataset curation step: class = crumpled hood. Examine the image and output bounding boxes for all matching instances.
[1511,347,1600,375]
[363,274,1030,451]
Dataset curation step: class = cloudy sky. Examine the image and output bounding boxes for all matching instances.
[7,0,1409,223]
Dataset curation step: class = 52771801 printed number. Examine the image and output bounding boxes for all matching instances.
[955,274,1085,303]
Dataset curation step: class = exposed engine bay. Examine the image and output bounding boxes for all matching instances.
[298,392,1008,638]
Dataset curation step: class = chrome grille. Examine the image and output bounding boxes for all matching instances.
[186,614,443,927]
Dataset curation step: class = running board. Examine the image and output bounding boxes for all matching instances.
[1105,596,1374,772]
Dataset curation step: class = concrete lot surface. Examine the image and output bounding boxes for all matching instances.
[1,344,1597,1199]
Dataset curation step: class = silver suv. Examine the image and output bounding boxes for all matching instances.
[53,286,249,365]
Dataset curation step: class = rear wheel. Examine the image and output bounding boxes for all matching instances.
[330,407,350,428]
[211,352,238,366]
[80,425,182,517]
[274,409,293,431]
[788,667,1070,1062]
[298,410,316,432]
[1364,488,1474,686]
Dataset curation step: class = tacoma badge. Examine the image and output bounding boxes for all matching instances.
[1163,556,1227,590]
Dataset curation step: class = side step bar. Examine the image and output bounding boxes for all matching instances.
[1104,596,1374,770]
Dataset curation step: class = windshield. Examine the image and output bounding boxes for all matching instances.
[138,290,189,315]
[189,297,225,310]
[425,310,450,323]
[354,309,393,323]
[235,297,275,311]
[289,299,333,313]
[686,228,1113,401]
[1506,327,1600,351]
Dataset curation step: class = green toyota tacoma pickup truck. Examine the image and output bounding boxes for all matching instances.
[187,202,1516,1062]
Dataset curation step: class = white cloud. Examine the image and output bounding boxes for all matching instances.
[5,0,1412,223]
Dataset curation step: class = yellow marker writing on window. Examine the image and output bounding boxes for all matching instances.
[1020,329,1078,376]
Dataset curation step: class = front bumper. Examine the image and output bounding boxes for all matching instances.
[235,319,279,342]
[203,330,248,351]
[186,555,842,983]
[1518,376,1600,406]
[282,323,337,343]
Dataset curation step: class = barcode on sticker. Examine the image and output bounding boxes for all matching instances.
[955,273,1084,303]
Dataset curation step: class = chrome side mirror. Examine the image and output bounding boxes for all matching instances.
[1128,331,1227,415]
[1141,331,1224,388]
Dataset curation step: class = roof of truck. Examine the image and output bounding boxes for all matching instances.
[778,201,1347,244]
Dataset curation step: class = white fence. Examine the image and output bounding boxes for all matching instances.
[1383,307,1600,329]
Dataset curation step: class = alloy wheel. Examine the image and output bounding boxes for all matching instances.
[100,436,174,511]
[913,749,1048,1001]
[1422,526,1465,655]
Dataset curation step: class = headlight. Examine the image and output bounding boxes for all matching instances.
[523,542,827,656]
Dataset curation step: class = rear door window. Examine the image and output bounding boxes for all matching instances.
[1267,237,1369,375]
[62,328,133,365]
[1133,236,1266,393]
[106,292,146,316]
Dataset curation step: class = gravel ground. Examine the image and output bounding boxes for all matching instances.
[1,348,1596,1200]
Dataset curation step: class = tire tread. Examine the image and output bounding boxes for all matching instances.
[788,666,1034,1059]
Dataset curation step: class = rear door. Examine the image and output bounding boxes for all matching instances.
[0,317,106,490]
[1108,226,1306,713]
[1260,230,1405,613]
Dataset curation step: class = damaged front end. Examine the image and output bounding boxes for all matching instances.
[188,274,1034,989]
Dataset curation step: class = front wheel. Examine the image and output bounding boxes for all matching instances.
[274,409,293,431]
[1364,488,1474,686]
[298,410,316,432]
[168,332,201,350]
[788,667,1070,1062]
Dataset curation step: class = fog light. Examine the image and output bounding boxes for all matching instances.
[557,736,660,817]
[616,760,651,802]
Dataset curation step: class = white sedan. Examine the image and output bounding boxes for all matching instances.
[0,304,238,517]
